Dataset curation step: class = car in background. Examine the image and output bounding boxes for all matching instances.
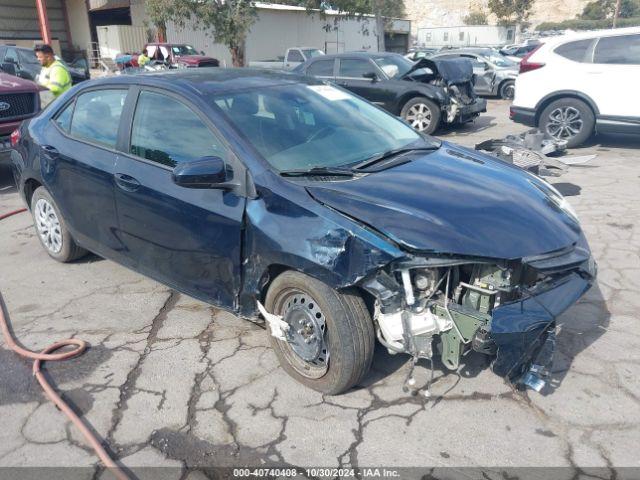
[142,43,219,68]
[0,72,40,157]
[510,27,640,147]
[0,45,90,85]
[249,47,325,70]
[10,69,595,395]
[430,48,519,99]
[404,48,438,61]
[296,52,486,134]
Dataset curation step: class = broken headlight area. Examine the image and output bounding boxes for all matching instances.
[362,248,595,394]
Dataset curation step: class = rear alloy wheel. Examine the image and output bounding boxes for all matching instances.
[401,97,441,135]
[539,98,595,148]
[499,80,515,100]
[31,186,87,263]
[265,271,375,395]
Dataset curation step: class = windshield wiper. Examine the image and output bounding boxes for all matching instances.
[279,166,355,177]
[352,146,437,171]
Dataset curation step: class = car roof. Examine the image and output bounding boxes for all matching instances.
[311,51,400,60]
[539,26,640,47]
[77,68,319,95]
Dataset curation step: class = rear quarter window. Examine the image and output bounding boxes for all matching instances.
[593,34,640,65]
[555,39,594,62]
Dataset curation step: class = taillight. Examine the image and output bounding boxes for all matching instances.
[519,44,544,74]
[10,129,21,147]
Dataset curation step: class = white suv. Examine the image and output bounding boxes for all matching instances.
[510,27,640,147]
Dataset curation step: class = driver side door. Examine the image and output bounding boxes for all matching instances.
[113,88,246,308]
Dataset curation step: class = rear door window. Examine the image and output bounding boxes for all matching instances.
[593,34,640,65]
[555,39,594,62]
[130,90,226,168]
[69,89,127,149]
[307,59,335,77]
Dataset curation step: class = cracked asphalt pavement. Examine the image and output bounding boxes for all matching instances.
[1,100,639,479]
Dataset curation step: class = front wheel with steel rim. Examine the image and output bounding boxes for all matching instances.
[539,98,595,148]
[400,97,441,135]
[265,271,375,395]
[30,187,87,262]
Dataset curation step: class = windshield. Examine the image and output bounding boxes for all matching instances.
[172,45,198,56]
[212,83,437,172]
[373,55,414,78]
[301,49,324,58]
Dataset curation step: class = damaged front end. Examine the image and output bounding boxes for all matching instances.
[360,238,596,393]
[404,58,487,124]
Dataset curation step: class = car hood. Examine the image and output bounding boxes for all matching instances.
[0,73,38,93]
[306,144,582,259]
[403,58,473,84]
[176,55,213,64]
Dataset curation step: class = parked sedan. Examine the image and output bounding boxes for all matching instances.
[296,52,487,134]
[0,45,90,85]
[430,49,519,99]
[11,70,595,395]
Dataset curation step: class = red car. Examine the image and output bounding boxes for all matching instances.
[0,72,40,156]
[142,43,219,68]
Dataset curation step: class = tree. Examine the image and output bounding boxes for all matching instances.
[145,0,258,67]
[196,1,257,67]
[487,0,534,40]
[278,0,404,51]
[579,0,640,20]
[464,10,489,25]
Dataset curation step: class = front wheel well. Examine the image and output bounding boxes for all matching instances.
[534,94,596,125]
[23,178,42,208]
[398,92,441,114]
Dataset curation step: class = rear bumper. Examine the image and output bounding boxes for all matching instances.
[509,106,537,128]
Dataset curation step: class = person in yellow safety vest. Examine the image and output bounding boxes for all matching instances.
[34,44,72,98]
[138,51,150,67]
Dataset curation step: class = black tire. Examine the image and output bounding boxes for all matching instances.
[499,80,515,100]
[31,186,87,263]
[539,98,595,148]
[400,97,441,134]
[265,271,375,395]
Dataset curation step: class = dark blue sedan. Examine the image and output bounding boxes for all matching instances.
[11,69,596,395]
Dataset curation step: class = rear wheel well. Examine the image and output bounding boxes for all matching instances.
[535,94,596,125]
[24,178,42,208]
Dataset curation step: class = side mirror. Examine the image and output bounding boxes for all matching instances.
[172,156,229,189]
[484,63,491,71]
[362,71,378,82]
[1,62,17,76]
[200,50,205,55]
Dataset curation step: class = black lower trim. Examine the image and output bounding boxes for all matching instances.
[596,115,640,135]
[509,106,536,127]
[0,134,11,156]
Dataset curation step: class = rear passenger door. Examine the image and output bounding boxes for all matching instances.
[113,88,246,308]
[43,87,129,258]
[589,33,640,118]
[304,58,336,81]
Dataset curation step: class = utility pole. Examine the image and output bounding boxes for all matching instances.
[613,0,622,27]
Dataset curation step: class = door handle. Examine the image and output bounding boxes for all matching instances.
[41,145,59,159]
[114,173,141,192]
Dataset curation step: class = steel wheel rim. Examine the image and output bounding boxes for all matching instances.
[273,289,329,379]
[546,106,583,139]
[405,103,432,131]
[34,198,63,254]
[503,83,515,99]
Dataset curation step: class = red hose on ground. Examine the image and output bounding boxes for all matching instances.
[0,207,130,480]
